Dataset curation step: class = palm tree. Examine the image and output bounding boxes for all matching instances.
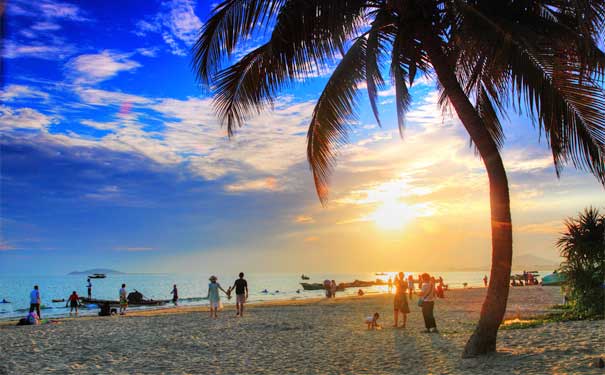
[193,0,605,356]
[557,207,605,316]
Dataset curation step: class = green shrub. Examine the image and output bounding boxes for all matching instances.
[557,207,605,316]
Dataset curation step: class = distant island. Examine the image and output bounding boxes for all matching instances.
[68,268,125,275]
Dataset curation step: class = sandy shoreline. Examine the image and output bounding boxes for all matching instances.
[1,286,603,374]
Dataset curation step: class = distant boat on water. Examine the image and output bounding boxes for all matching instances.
[301,274,310,280]
[88,273,106,279]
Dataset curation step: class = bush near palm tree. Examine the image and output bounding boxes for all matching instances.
[557,207,605,317]
[193,1,605,356]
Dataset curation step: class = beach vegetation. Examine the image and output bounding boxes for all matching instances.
[557,207,605,317]
[193,0,605,357]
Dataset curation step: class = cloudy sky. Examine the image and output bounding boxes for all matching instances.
[1,0,603,275]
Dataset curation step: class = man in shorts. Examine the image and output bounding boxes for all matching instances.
[29,285,41,318]
[232,272,248,317]
[119,283,128,315]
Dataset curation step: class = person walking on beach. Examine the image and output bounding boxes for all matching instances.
[387,277,393,293]
[87,278,92,299]
[330,280,337,298]
[483,275,488,287]
[66,291,80,316]
[171,284,179,306]
[418,273,437,333]
[393,272,410,328]
[407,274,415,300]
[207,276,228,318]
[29,285,41,318]
[323,280,332,298]
[232,272,248,317]
[119,284,128,315]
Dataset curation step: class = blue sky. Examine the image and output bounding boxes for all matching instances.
[1,0,603,275]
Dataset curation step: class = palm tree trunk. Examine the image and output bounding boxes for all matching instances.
[422,31,513,357]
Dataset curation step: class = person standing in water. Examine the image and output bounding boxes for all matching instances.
[29,285,41,318]
[171,284,179,306]
[387,277,393,294]
[330,280,337,298]
[66,291,80,316]
[119,284,128,315]
[483,275,488,287]
[86,278,92,299]
[207,276,228,318]
[232,272,249,317]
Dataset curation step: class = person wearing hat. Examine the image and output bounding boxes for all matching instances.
[207,276,228,318]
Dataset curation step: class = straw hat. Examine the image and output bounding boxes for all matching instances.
[209,275,217,281]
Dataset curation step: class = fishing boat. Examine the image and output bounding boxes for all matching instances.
[541,271,566,286]
[88,273,106,279]
[300,279,385,291]
[300,283,344,291]
[80,291,169,306]
[375,272,388,276]
[51,299,65,303]
[301,274,310,280]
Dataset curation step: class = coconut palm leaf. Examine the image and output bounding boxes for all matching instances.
[307,37,367,204]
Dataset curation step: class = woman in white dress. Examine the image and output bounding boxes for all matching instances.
[207,276,228,318]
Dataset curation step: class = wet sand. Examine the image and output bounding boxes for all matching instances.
[0,286,603,374]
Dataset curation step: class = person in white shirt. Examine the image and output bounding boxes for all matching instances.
[29,285,41,318]
[418,273,438,333]
[119,284,128,315]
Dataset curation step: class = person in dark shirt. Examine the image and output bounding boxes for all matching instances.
[232,272,249,317]
[171,284,179,306]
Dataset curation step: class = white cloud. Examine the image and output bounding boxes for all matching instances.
[134,0,203,56]
[39,1,89,21]
[224,177,280,192]
[80,120,120,131]
[75,88,152,106]
[67,51,141,84]
[1,85,49,101]
[31,21,61,31]
[0,106,57,131]
[3,41,75,60]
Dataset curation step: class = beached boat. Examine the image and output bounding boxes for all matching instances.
[88,273,106,279]
[542,272,566,286]
[80,297,168,306]
[80,291,169,306]
[300,279,385,291]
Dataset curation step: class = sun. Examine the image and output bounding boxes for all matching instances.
[371,202,416,230]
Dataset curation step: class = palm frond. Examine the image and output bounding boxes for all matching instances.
[193,0,285,85]
[203,0,369,135]
[307,37,367,205]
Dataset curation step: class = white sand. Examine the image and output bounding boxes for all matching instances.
[0,286,603,374]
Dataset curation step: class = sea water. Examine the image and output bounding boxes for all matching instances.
[0,270,553,320]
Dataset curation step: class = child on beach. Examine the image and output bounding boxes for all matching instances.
[207,276,228,318]
[365,313,381,330]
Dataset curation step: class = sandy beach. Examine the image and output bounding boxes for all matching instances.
[0,286,603,374]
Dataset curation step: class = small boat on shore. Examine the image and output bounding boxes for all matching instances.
[300,279,385,291]
[542,271,566,286]
[80,291,169,306]
[88,273,106,279]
